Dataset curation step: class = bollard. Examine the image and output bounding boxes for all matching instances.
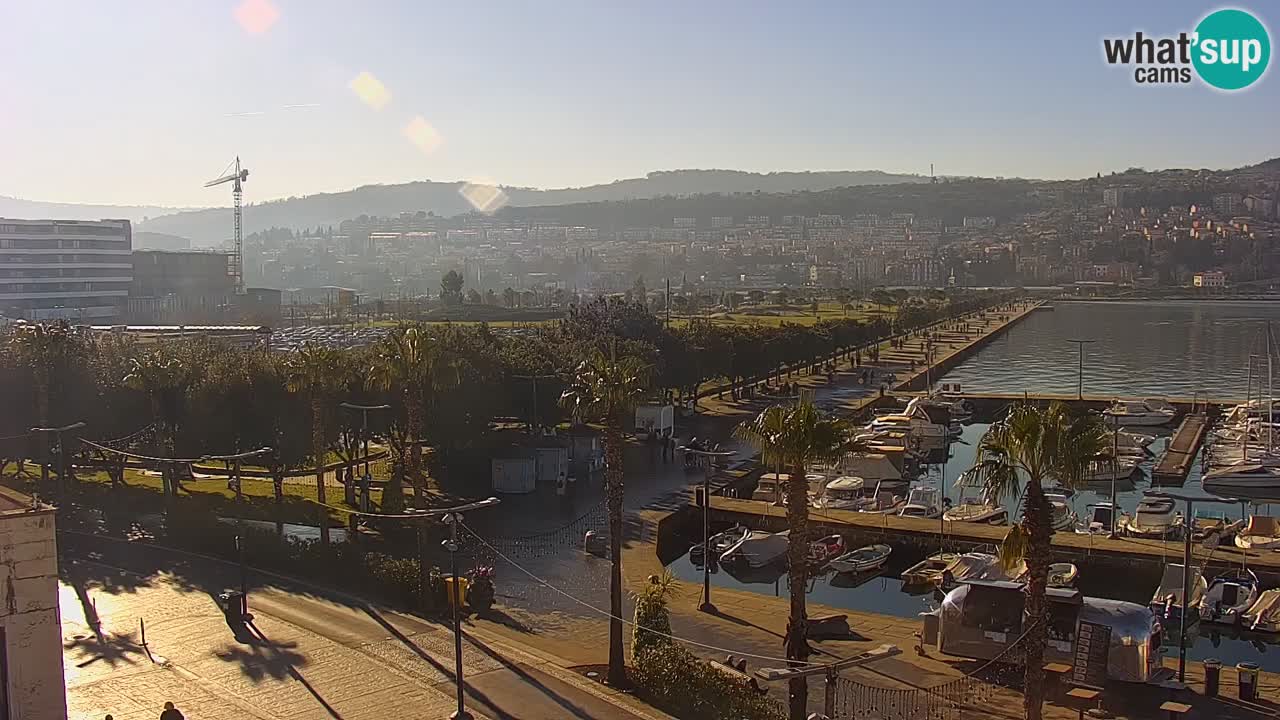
[1238,662,1260,702]
[1204,659,1221,698]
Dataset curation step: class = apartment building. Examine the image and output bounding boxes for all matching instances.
[0,218,132,321]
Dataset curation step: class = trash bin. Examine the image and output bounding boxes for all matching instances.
[1238,661,1260,702]
[443,576,469,609]
[217,591,246,620]
[1204,659,1221,698]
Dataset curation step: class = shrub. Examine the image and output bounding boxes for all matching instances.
[633,643,786,720]
[631,572,674,658]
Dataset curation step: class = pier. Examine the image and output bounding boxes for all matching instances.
[1153,412,1210,485]
[703,495,1280,581]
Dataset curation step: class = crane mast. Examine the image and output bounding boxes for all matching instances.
[204,157,249,294]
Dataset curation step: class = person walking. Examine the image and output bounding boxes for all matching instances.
[161,701,185,720]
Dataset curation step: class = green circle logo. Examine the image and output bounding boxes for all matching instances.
[1192,8,1271,90]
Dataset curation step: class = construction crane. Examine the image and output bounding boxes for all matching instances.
[205,157,249,294]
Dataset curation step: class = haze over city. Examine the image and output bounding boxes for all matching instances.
[2,0,1278,207]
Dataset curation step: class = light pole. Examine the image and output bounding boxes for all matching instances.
[1066,339,1096,400]
[204,447,272,617]
[339,402,391,509]
[402,497,501,720]
[679,445,735,613]
[29,421,85,494]
[1109,410,1120,539]
[511,373,557,434]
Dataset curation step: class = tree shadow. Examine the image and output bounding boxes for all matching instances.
[212,621,307,683]
[478,607,536,635]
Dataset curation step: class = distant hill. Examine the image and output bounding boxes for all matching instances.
[0,196,185,224]
[134,231,192,251]
[136,169,928,245]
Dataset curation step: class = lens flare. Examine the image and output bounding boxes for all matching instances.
[349,72,391,110]
[234,0,280,34]
[460,181,508,213]
[403,116,442,154]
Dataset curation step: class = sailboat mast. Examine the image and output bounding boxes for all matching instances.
[1269,323,1275,456]
[1245,355,1254,464]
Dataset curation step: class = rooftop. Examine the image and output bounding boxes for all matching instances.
[0,485,52,516]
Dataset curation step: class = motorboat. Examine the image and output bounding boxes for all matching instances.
[1192,510,1244,543]
[1235,515,1280,550]
[857,485,907,514]
[1046,493,1078,532]
[807,534,846,568]
[898,485,945,519]
[720,530,789,568]
[1202,462,1280,491]
[939,552,1025,590]
[689,524,749,563]
[1081,455,1144,483]
[752,473,786,503]
[944,469,1007,524]
[812,476,865,510]
[828,544,892,574]
[901,552,960,587]
[1244,589,1280,633]
[1149,564,1206,627]
[1103,399,1177,427]
[1121,495,1181,539]
[868,398,956,440]
[1046,562,1079,588]
[1116,430,1158,453]
[1200,569,1260,626]
[1077,502,1118,535]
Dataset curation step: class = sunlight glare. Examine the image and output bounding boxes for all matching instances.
[460,180,508,213]
[349,72,392,111]
[403,116,442,155]
[234,0,280,34]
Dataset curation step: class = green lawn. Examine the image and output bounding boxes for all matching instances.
[670,301,893,328]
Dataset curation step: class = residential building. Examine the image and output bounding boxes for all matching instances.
[672,217,696,229]
[0,486,65,720]
[1213,193,1241,217]
[808,264,842,288]
[1193,270,1227,288]
[1103,188,1127,208]
[0,218,132,321]
[128,250,235,323]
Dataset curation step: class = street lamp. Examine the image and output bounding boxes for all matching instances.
[679,445,735,613]
[339,402,391,511]
[403,497,501,720]
[1066,339,1096,400]
[29,421,86,493]
[511,373,557,435]
[204,447,272,618]
[1146,490,1239,683]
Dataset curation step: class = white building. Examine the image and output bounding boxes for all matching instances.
[0,218,133,321]
[0,486,65,720]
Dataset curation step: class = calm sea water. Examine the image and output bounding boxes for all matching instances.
[666,301,1280,671]
[940,301,1280,399]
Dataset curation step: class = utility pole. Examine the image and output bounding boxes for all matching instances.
[30,422,85,494]
[1066,339,1096,400]
[680,445,735,613]
[204,446,272,617]
[511,374,557,434]
[339,402,391,509]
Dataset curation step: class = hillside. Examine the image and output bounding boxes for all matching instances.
[0,196,185,224]
[135,169,927,245]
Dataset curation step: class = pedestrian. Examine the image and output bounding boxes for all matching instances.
[160,702,185,720]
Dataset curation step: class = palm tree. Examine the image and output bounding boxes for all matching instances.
[287,343,345,546]
[560,342,650,687]
[370,325,457,510]
[123,349,196,503]
[11,321,82,483]
[735,401,855,720]
[971,402,1107,720]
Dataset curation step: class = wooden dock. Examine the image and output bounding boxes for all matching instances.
[1153,413,1210,485]
[706,495,1280,579]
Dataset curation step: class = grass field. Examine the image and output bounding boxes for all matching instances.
[669,301,894,328]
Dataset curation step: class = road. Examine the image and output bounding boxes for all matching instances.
[59,539,663,720]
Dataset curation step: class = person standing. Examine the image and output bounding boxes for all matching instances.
[160,702,185,720]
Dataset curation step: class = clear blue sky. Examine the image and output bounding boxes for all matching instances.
[1,0,1277,207]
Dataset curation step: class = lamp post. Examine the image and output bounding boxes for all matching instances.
[29,421,85,494]
[403,497,501,720]
[1066,339,1096,400]
[1147,491,1238,682]
[511,373,558,435]
[339,402,391,510]
[679,446,735,613]
[204,447,272,616]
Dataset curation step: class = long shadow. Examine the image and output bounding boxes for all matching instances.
[219,622,345,719]
[460,629,603,720]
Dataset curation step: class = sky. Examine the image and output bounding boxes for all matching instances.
[1,0,1278,207]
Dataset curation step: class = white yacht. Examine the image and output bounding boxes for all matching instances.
[1121,495,1181,538]
[1202,462,1280,491]
[1102,399,1177,427]
[1201,569,1260,626]
[720,530,789,568]
[812,476,865,510]
[943,469,1006,524]
[1077,502,1118,535]
[1046,493,1078,532]
[898,486,945,519]
[868,397,956,440]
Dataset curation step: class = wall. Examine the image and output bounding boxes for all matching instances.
[0,506,65,720]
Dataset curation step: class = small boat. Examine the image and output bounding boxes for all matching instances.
[939,552,1021,590]
[1103,399,1177,427]
[1149,563,1207,626]
[901,552,959,587]
[857,485,906,514]
[807,534,846,568]
[1047,562,1079,588]
[1077,502,1117,535]
[1200,569,1260,626]
[1046,493,1078,532]
[812,476,865,510]
[1122,495,1182,538]
[829,544,892,574]
[944,470,1007,525]
[1192,511,1244,543]
[1202,462,1280,491]
[720,530,789,568]
[1245,589,1280,632]
[1235,515,1280,550]
[689,524,749,563]
[898,486,945,519]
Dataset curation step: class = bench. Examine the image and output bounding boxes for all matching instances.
[1065,687,1102,720]
[1159,701,1192,720]
[707,656,768,695]
[1043,663,1073,699]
